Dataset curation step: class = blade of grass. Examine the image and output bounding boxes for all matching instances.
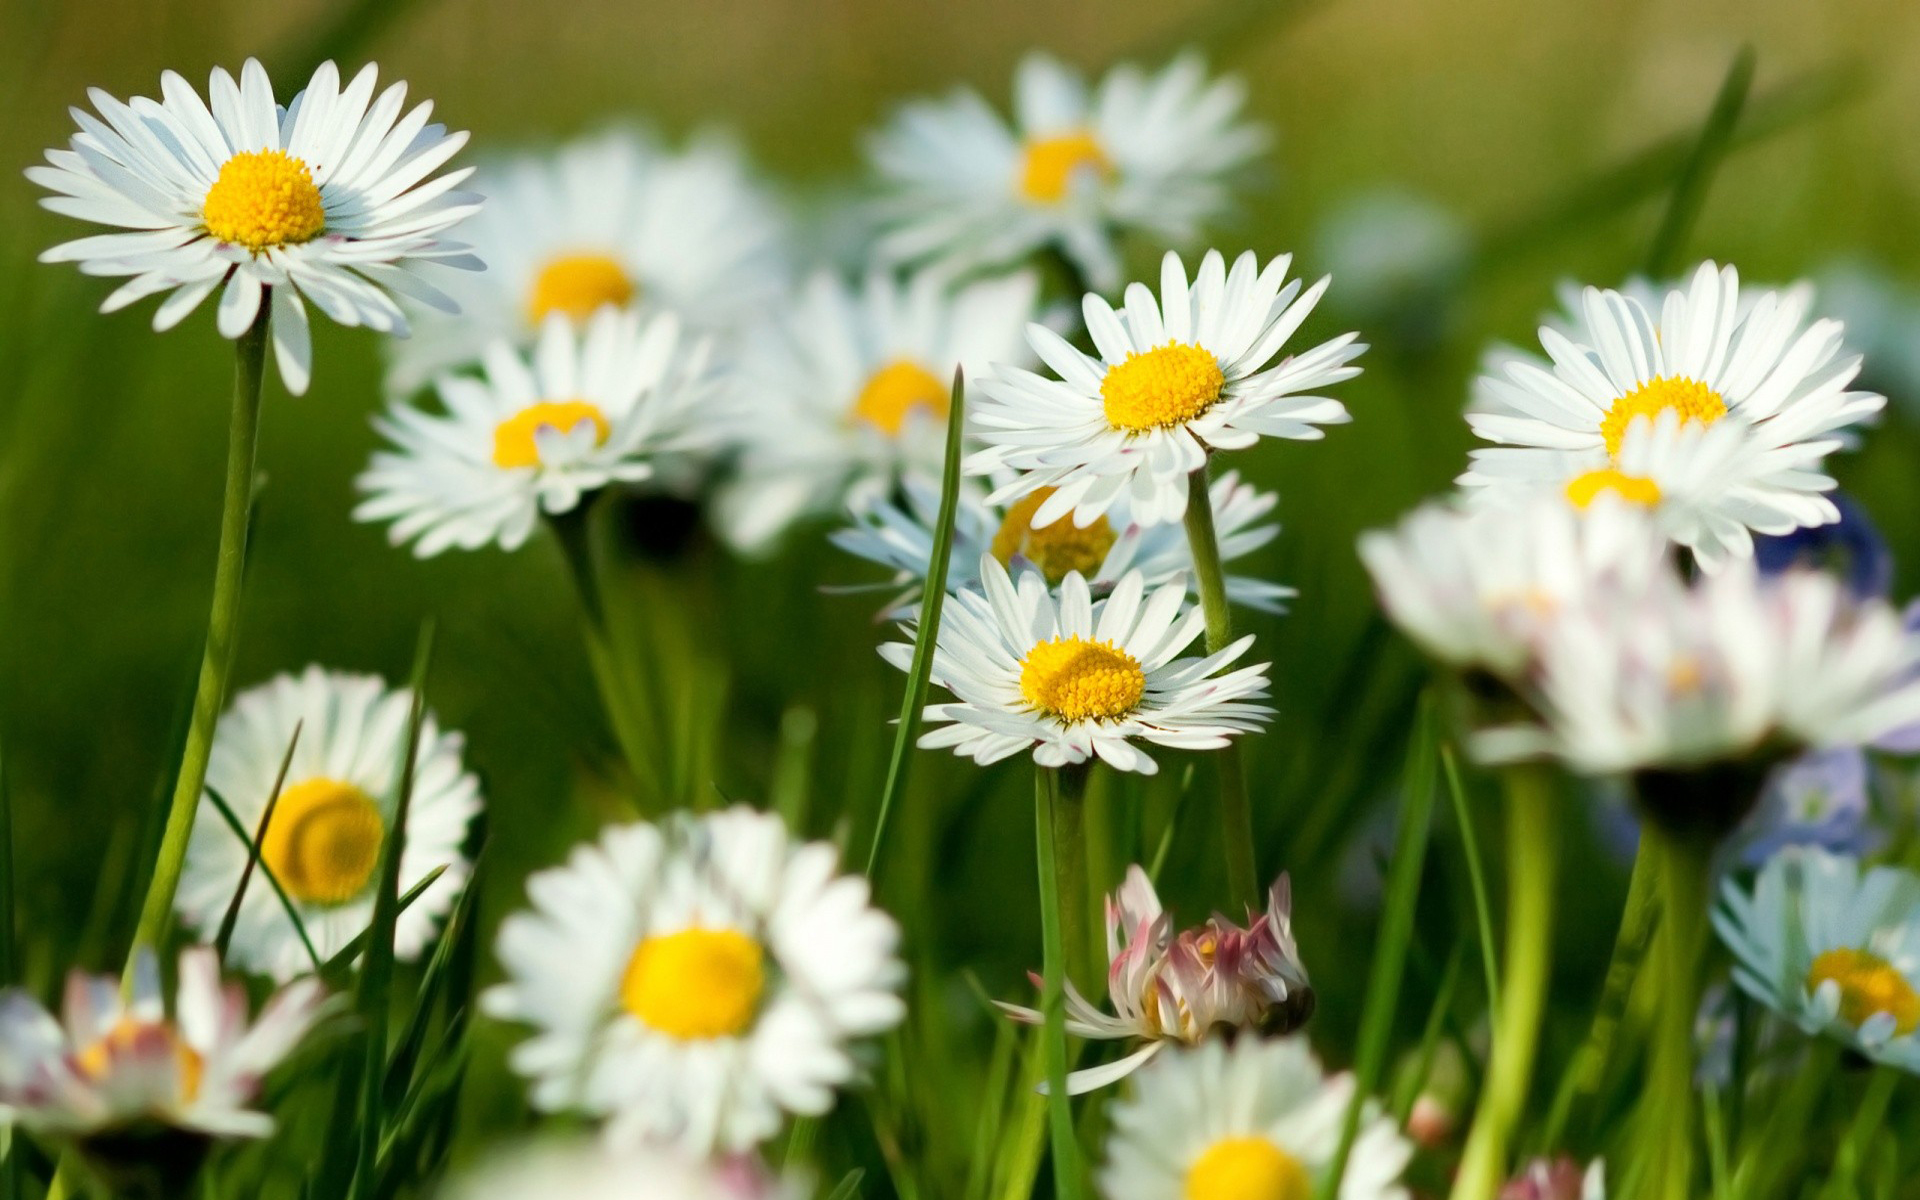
[205,786,322,974]
[320,865,449,984]
[1393,942,1464,1124]
[1034,766,1084,1200]
[1643,46,1757,278]
[214,720,302,960]
[825,1170,866,1200]
[1442,745,1500,1031]
[771,705,818,833]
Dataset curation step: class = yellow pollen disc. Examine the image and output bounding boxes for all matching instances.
[526,253,636,325]
[1599,375,1727,459]
[1018,130,1114,203]
[1808,947,1920,1036]
[852,360,949,435]
[492,400,612,469]
[1565,468,1662,509]
[621,927,766,1040]
[1184,1136,1312,1200]
[203,149,327,252]
[1019,636,1145,723]
[76,1019,205,1102]
[990,489,1117,584]
[1102,342,1226,433]
[260,778,385,906]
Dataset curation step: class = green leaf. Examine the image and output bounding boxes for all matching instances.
[1643,46,1757,277]
[214,719,302,961]
[381,846,485,1118]
[205,785,323,974]
[824,1169,865,1200]
[318,864,450,987]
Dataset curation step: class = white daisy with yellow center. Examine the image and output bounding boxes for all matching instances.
[383,127,790,398]
[481,807,906,1153]
[1100,1036,1411,1200]
[1716,847,1920,1072]
[30,58,482,395]
[882,556,1270,774]
[1461,262,1885,568]
[355,307,718,556]
[714,268,1037,554]
[867,52,1266,291]
[969,249,1363,529]
[174,667,482,982]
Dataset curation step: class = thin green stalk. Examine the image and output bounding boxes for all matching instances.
[204,786,323,974]
[1643,45,1756,278]
[1035,767,1083,1200]
[1450,766,1559,1200]
[1442,744,1500,1030]
[1180,465,1257,909]
[1053,763,1092,989]
[213,721,301,961]
[128,305,270,973]
[1640,821,1712,1200]
[1820,1067,1897,1200]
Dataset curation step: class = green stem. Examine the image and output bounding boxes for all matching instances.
[1181,465,1257,909]
[1052,763,1092,990]
[1035,767,1083,1200]
[1640,821,1712,1200]
[127,304,269,969]
[1450,766,1558,1200]
[1819,1067,1897,1200]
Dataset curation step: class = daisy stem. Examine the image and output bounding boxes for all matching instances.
[1449,765,1558,1200]
[1181,465,1258,909]
[1640,819,1712,1200]
[126,305,269,975]
[1054,761,1092,989]
[1035,766,1085,1200]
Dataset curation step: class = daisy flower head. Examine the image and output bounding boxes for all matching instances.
[481,806,906,1153]
[1716,846,1920,1072]
[714,267,1037,554]
[384,127,789,397]
[883,555,1270,774]
[443,1140,806,1200]
[174,666,482,982]
[1100,1035,1411,1200]
[970,249,1364,529]
[355,307,718,557]
[30,59,482,394]
[1460,261,1886,568]
[867,51,1266,291]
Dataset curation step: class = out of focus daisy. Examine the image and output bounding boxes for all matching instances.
[482,807,905,1153]
[443,1140,804,1200]
[175,666,482,981]
[867,52,1265,291]
[1716,846,1920,1072]
[1100,1036,1411,1200]
[1000,865,1311,1092]
[884,557,1270,773]
[833,468,1290,615]
[30,59,481,394]
[715,268,1036,553]
[970,249,1362,528]
[385,128,788,397]
[1500,1159,1607,1200]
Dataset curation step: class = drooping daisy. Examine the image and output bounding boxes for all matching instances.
[882,556,1270,774]
[1460,262,1885,567]
[1000,865,1311,1092]
[1715,846,1920,1072]
[174,666,482,982]
[714,267,1037,553]
[355,307,718,556]
[443,1140,805,1200]
[969,249,1363,529]
[30,59,482,394]
[482,807,905,1153]
[384,127,789,398]
[867,52,1266,291]
[833,468,1291,616]
[1100,1036,1411,1200]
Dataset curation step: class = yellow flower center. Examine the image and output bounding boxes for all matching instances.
[202,149,327,252]
[526,253,636,325]
[1184,1136,1312,1200]
[75,1019,204,1102]
[1808,947,1920,1036]
[492,400,612,469]
[853,360,949,435]
[990,489,1116,584]
[1018,130,1114,203]
[1599,375,1727,459]
[260,778,385,906]
[1565,468,1662,509]
[1102,342,1226,433]
[1019,636,1145,723]
[620,927,766,1040]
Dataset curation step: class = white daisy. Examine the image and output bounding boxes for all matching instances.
[832,468,1291,616]
[881,556,1270,774]
[355,307,717,557]
[29,58,482,395]
[867,51,1266,291]
[714,267,1037,554]
[1460,261,1885,567]
[383,126,789,398]
[1100,1036,1411,1200]
[481,807,906,1153]
[1716,846,1920,1072]
[443,1140,805,1200]
[174,666,483,982]
[969,249,1363,529]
